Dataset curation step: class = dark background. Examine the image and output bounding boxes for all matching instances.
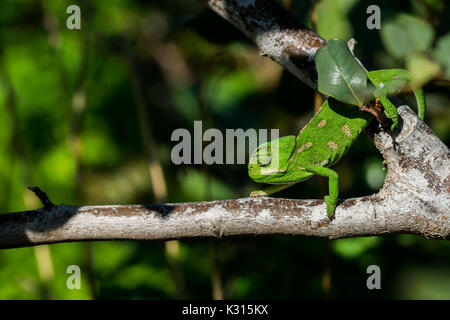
[0,0,449,299]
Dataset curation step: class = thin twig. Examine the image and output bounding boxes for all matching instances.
[27,187,55,211]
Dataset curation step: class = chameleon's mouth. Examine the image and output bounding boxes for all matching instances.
[258,167,287,175]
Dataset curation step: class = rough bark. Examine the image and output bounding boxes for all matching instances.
[1,105,449,249]
[0,0,448,249]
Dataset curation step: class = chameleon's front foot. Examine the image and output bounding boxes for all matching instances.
[376,97,399,131]
[250,190,267,197]
[324,195,337,219]
[389,117,399,132]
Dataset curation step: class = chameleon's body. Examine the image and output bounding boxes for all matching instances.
[249,99,371,184]
[248,38,427,218]
[248,99,372,217]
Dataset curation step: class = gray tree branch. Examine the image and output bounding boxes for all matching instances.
[0,0,448,249]
[0,105,449,249]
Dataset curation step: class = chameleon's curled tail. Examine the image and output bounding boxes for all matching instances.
[413,88,426,121]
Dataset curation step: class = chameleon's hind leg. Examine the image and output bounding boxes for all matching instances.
[303,164,339,219]
[413,88,426,121]
[250,183,296,197]
[378,95,399,131]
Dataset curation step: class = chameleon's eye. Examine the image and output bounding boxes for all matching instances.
[257,154,272,167]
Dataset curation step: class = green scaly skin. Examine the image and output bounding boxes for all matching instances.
[248,98,371,218]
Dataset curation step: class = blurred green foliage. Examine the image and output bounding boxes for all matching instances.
[0,0,449,300]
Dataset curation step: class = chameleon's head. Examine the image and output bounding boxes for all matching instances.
[248,135,297,183]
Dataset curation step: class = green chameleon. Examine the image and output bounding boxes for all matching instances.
[248,39,426,219]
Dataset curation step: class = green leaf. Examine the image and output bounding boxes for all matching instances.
[381,14,434,59]
[315,39,368,106]
[406,53,440,88]
[316,0,357,40]
[433,33,450,78]
[333,237,380,259]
